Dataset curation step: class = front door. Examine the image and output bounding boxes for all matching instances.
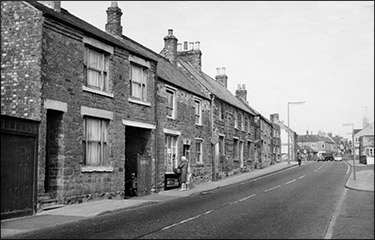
[1,116,38,220]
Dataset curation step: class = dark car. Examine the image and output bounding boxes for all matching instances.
[323,152,334,161]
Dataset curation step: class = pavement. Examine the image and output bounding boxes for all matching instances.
[1,160,374,238]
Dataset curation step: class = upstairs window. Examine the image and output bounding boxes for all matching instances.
[241,113,244,131]
[84,47,109,92]
[166,88,176,119]
[218,102,225,120]
[234,111,238,129]
[195,98,202,125]
[130,64,148,101]
[83,117,109,166]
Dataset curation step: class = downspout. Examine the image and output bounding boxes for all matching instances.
[210,93,216,181]
[154,76,159,193]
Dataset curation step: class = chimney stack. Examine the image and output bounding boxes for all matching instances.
[160,29,178,65]
[235,83,247,102]
[38,1,61,12]
[270,113,279,123]
[105,1,123,36]
[215,67,228,88]
[177,40,202,71]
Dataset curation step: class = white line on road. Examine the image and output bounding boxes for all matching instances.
[161,210,213,230]
[324,188,348,239]
[285,179,296,184]
[265,185,281,192]
[298,175,305,179]
[239,194,256,202]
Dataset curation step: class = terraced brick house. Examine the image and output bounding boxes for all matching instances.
[1,1,283,220]
[1,0,159,218]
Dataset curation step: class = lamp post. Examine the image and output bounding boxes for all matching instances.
[287,101,306,164]
[343,123,356,180]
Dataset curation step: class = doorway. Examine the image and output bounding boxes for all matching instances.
[125,126,152,197]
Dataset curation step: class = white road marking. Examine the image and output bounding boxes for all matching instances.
[265,185,281,192]
[324,188,348,239]
[239,194,257,202]
[298,175,305,179]
[161,210,212,230]
[285,179,296,184]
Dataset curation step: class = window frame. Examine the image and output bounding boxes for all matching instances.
[194,98,202,125]
[84,45,110,93]
[166,86,176,119]
[195,138,203,164]
[233,137,239,160]
[129,63,148,102]
[82,117,109,167]
[234,110,238,129]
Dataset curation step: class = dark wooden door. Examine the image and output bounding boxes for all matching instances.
[137,154,151,197]
[1,133,36,219]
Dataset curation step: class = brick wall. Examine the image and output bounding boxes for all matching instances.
[155,81,212,189]
[1,1,43,120]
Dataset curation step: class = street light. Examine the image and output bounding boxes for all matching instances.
[287,101,306,164]
[343,123,356,180]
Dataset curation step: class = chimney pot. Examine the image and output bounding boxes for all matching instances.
[189,42,194,50]
[183,41,188,50]
[222,67,226,75]
[111,1,118,7]
[195,41,200,50]
[168,29,173,35]
[177,43,182,52]
[216,67,221,75]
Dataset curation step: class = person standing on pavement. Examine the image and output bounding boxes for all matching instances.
[178,156,189,191]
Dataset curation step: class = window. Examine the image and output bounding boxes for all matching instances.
[166,88,176,119]
[218,102,224,120]
[241,113,244,131]
[195,98,202,125]
[195,139,203,164]
[234,111,238,129]
[165,134,178,172]
[84,47,109,92]
[321,143,325,149]
[83,117,109,166]
[219,135,225,156]
[248,116,251,133]
[130,64,148,101]
[233,138,239,159]
[311,143,317,148]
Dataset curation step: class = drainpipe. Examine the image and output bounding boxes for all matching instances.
[154,73,159,193]
[211,93,216,181]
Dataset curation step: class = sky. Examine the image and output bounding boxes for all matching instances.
[61,1,374,139]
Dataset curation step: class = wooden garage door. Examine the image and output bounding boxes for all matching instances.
[1,116,38,220]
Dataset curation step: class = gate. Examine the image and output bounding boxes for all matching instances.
[137,154,151,196]
[1,116,39,220]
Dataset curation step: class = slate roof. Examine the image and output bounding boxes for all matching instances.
[177,59,256,116]
[297,134,335,144]
[26,1,209,100]
[27,1,157,62]
[154,56,210,100]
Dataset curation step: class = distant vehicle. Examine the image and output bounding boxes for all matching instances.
[324,152,334,161]
[334,153,342,161]
[318,152,334,161]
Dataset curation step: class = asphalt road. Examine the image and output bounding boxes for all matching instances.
[7,161,369,239]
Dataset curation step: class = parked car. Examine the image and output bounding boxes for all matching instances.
[334,153,343,161]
